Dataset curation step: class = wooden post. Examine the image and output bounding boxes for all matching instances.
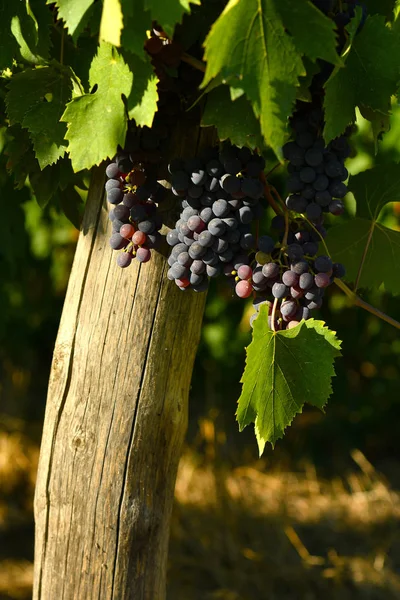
[33,119,213,599]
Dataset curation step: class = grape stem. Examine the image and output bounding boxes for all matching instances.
[260,172,283,215]
[181,53,206,73]
[271,298,278,332]
[334,278,400,331]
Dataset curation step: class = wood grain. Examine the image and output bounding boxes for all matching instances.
[33,118,214,599]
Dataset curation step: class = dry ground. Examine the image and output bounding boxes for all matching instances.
[1,418,399,600]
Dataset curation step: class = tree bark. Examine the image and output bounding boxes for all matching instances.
[33,119,213,599]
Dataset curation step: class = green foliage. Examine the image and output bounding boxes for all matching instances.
[324,16,400,141]
[201,86,264,150]
[1,0,400,453]
[123,52,159,127]
[237,310,341,454]
[61,42,132,171]
[202,0,339,155]
[49,0,96,36]
[144,0,201,38]
[326,165,400,294]
[6,63,74,168]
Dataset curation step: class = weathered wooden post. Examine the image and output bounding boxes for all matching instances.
[33,117,213,599]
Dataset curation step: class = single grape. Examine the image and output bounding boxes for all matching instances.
[116,251,133,268]
[177,252,192,267]
[262,262,280,279]
[208,218,226,237]
[315,272,331,288]
[212,199,230,218]
[220,173,240,194]
[107,187,124,205]
[190,260,206,274]
[314,255,333,273]
[238,206,253,224]
[272,282,288,299]
[287,320,300,330]
[235,280,253,298]
[105,179,121,192]
[138,220,156,234]
[299,272,314,290]
[188,242,206,259]
[132,230,147,245]
[282,270,299,287]
[110,233,129,250]
[167,229,180,246]
[136,247,151,263]
[291,261,309,275]
[120,224,135,239]
[281,300,298,320]
[106,163,120,179]
[333,262,346,278]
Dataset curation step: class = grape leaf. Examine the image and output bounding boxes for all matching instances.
[237,312,341,454]
[6,63,73,168]
[326,165,400,294]
[61,42,133,172]
[202,0,340,156]
[0,4,22,69]
[48,0,95,36]
[144,0,201,38]
[120,0,152,58]
[100,0,123,46]
[324,16,400,141]
[201,85,264,150]
[123,52,159,127]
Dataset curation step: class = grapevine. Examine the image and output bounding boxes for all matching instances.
[2,0,400,454]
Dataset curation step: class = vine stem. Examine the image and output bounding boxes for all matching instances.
[260,172,284,215]
[334,279,400,330]
[181,53,206,73]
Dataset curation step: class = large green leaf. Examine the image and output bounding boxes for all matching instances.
[48,0,95,36]
[201,85,264,150]
[123,52,159,127]
[324,16,400,141]
[237,312,341,454]
[144,0,201,37]
[6,64,73,168]
[326,165,400,294]
[202,0,340,155]
[61,42,133,172]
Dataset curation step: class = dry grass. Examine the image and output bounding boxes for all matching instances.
[1,419,400,600]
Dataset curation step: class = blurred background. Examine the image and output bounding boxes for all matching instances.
[1,108,400,600]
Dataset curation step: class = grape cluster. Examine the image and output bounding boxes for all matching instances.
[105,154,165,268]
[227,216,345,330]
[166,144,266,291]
[283,103,350,222]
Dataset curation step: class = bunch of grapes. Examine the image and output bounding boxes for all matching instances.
[105,154,165,268]
[223,215,345,329]
[283,103,350,222]
[165,144,266,291]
